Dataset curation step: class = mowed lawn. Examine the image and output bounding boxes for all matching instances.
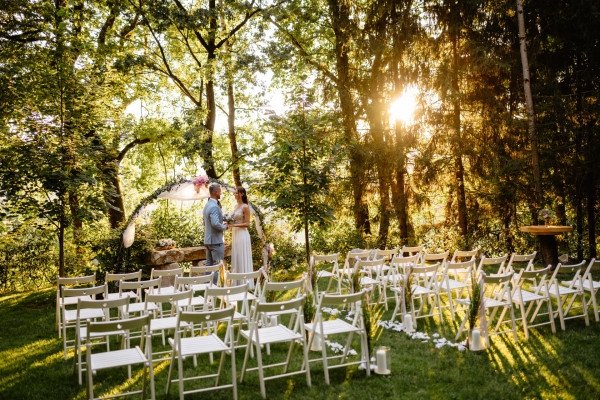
[1,284,599,400]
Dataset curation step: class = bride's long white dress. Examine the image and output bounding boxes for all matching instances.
[230,206,254,289]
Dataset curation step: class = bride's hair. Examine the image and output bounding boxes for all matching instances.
[237,187,248,204]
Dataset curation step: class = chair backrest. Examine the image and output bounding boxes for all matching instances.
[62,284,107,300]
[311,252,340,263]
[255,296,306,314]
[146,290,193,312]
[443,259,475,280]
[373,248,399,261]
[451,249,478,263]
[119,277,162,298]
[175,275,213,291]
[550,260,587,286]
[105,270,142,283]
[583,258,599,282]
[178,306,236,325]
[481,272,514,301]
[205,283,250,311]
[515,265,552,288]
[262,279,305,300]
[401,245,424,256]
[343,250,372,268]
[190,263,222,276]
[319,291,363,307]
[476,254,508,275]
[355,258,387,276]
[391,254,419,269]
[87,314,150,337]
[422,251,449,266]
[57,273,96,288]
[506,251,536,272]
[151,267,185,279]
[77,297,130,322]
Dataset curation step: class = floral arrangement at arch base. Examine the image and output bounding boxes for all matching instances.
[538,207,556,227]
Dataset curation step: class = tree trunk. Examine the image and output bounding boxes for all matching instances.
[516,0,543,207]
[327,0,370,235]
[227,80,242,187]
[203,0,218,178]
[576,189,584,260]
[587,174,597,258]
[450,9,468,240]
[102,163,126,228]
[58,197,65,277]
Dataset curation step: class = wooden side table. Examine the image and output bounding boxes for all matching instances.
[519,225,573,268]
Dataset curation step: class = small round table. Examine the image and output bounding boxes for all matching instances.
[519,225,573,268]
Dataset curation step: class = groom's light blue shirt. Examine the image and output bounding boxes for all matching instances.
[204,198,226,245]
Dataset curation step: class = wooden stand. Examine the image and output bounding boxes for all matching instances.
[519,226,573,268]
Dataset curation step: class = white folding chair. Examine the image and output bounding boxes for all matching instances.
[189,263,222,287]
[509,266,556,339]
[174,275,212,310]
[166,307,237,400]
[400,245,424,264]
[85,314,155,400]
[421,250,449,267]
[56,274,96,336]
[391,262,443,324]
[475,254,508,277]
[340,250,372,290]
[386,254,420,289]
[226,270,262,297]
[532,260,590,330]
[451,248,479,263]
[355,258,388,308]
[562,258,600,322]
[240,296,311,399]
[506,252,537,273]
[438,259,474,319]
[261,279,305,327]
[61,284,106,359]
[145,290,193,356]
[310,253,342,296]
[151,266,185,294]
[104,270,142,301]
[119,278,162,316]
[205,284,251,349]
[74,297,130,385]
[304,291,369,384]
[455,272,519,347]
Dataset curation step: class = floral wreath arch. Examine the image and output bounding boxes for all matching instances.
[121,176,274,270]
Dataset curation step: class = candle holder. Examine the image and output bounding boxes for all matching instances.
[403,313,415,333]
[373,345,391,375]
[469,329,484,351]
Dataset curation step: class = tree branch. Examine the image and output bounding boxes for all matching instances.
[267,16,339,85]
[117,138,151,162]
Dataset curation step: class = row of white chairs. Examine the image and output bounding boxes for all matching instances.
[311,249,600,345]
[57,267,371,400]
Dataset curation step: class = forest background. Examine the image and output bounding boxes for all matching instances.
[0,0,598,292]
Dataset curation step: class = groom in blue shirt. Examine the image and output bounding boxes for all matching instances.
[204,183,228,284]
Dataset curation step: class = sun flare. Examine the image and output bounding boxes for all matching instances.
[389,87,418,124]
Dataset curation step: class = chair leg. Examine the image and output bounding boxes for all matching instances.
[320,335,330,385]
[178,352,185,400]
[591,289,599,322]
[509,305,518,341]
[255,340,266,399]
[556,294,566,330]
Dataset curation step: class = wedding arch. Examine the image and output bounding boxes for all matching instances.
[121,176,273,269]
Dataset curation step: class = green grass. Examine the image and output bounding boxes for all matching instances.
[1,283,600,400]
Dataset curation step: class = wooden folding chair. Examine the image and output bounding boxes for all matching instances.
[304,291,369,384]
[166,307,237,400]
[240,296,311,398]
[86,314,154,400]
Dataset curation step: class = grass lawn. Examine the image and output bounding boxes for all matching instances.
[1,282,599,400]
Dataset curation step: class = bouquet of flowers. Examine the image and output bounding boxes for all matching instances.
[538,207,556,225]
[223,212,235,224]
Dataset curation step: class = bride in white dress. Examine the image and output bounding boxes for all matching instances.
[229,187,254,288]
